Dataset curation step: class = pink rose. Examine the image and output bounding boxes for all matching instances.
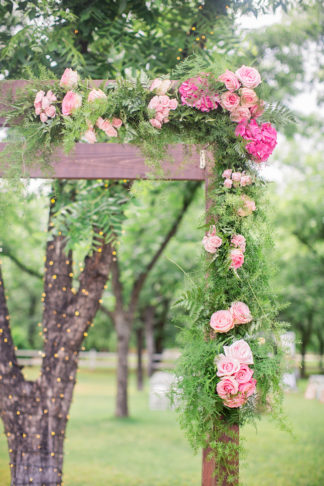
[231,172,241,182]
[88,89,107,103]
[83,129,97,144]
[62,91,82,116]
[96,117,118,137]
[150,79,172,95]
[223,393,247,408]
[239,88,258,108]
[60,68,79,89]
[250,101,265,118]
[44,105,56,118]
[210,310,234,333]
[235,66,261,89]
[179,76,219,112]
[220,91,240,112]
[148,96,160,110]
[40,112,48,123]
[216,355,241,377]
[34,90,45,110]
[217,70,240,92]
[239,378,257,397]
[235,364,254,384]
[224,339,254,365]
[46,90,57,103]
[216,376,239,399]
[34,90,57,121]
[240,174,253,186]
[230,302,252,325]
[168,98,178,110]
[231,234,246,252]
[150,118,162,129]
[112,118,122,128]
[159,95,170,107]
[202,225,222,254]
[224,178,233,188]
[230,106,251,123]
[229,249,244,269]
[238,195,256,217]
[222,169,232,179]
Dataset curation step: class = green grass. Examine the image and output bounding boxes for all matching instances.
[1,369,323,485]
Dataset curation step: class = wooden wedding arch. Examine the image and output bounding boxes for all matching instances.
[0,80,238,486]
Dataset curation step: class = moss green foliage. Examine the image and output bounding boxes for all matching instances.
[1,54,292,481]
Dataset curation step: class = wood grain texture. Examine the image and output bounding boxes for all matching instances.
[0,142,206,180]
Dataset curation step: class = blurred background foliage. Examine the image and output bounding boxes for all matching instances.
[0,0,323,376]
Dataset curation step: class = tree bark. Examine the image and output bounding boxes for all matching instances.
[144,306,155,378]
[136,327,144,391]
[115,312,131,417]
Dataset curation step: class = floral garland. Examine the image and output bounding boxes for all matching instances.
[1,58,288,479]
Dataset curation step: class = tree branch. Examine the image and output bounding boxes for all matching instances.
[2,247,42,279]
[110,258,124,313]
[128,181,201,316]
[99,303,115,322]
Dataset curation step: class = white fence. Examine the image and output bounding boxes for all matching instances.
[16,349,180,370]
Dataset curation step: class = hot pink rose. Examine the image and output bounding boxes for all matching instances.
[222,169,232,179]
[210,310,234,333]
[150,118,162,129]
[223,393,247,408]
[231,234,246,252]
[150,79,172,95]
[238,195,256,217]
[235,364,254,384]
[60,68,79,89]
[202,225,222,254]
[230,302,252,325]
[229,249,244,269]
[112,118,122,128]
[62,91,82,116]
[83,129,97,144]
[220,91,240,112]
[216,376,239,399]
[240,174,253,186]
[224,178,233,188]
[217,70,240,92]
[230,106,251,123]
[239,88,258,108]
[239,378,257,397]
[216,355,241,377]
[179,76,219,112]
[224,339,254,365]
[231,172,241,182]
[235,66,261,89]
[88,89,107,102]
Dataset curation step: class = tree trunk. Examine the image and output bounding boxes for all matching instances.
[115,313,132,417]
[136,327,144,391]
[145,306,155,378]
[300,338,307,379]
[317,333,324,372]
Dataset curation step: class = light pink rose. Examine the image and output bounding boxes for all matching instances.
[230,106,251,123]
[216,376,239,399]
[240,174,253,186]
[150,118,162,129]
[220,91,240,112]
[235,66,261,89]
[83,129,97,144]
[34,90,45,108]
[231,234,246,252]
[223,393,247,408]
[96,117,118,137]
[105,125,118,137]
[60,68,79,89]
[216,355,241,377]
[202,225,222,253]
[169,98,178,110]
[224,178,233,188]
[239,88,258,108]
[217,70,240,92]
[44,105,56,118]
[224,339,254,365]
[62,91,82,116]
[238,195,256,217]
[112,118,122,128]
[46,90,57,103]
[155,112,164,122]
[210,310,234,333]
[250,100,265,118]
[235,364,254,384]
[230,302,252,325]
[34,90,57,120]
[40,112,48,123]
[231,172,241,182]
[148,96,160,110]
[159,95,170,107]
[88,89,107,103]
[222,169,232,179]
[150,79,172,95]
[239,378,257,397]
[229,249,244,269]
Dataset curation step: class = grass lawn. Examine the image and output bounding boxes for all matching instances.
[0,369,323,485]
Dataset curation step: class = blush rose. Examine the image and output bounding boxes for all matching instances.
[235,66,261,89]
[62,91,82,116]
[210,310,234,333]
[224,339,254,365]
[216,355,241,377]
[216,376,239,399]
[229,249,244,269]
[230,301,252,325]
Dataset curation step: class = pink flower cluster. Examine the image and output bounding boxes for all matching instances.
[179,75,220,112]
[202,225,222,254]
[238,195,256,217]
[229,234,246,270]
[150,78,172,95]
[222,169,253,189]
[217,66,264,123]
[210,301,252,333]
[148,95,178,129]
[62,91,82,116]
[60,68,79,89]
[34,90,57,123]
[235,119,277,163]
[216,340,256,408]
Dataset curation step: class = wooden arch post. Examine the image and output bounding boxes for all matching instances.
[0,80,239,486]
